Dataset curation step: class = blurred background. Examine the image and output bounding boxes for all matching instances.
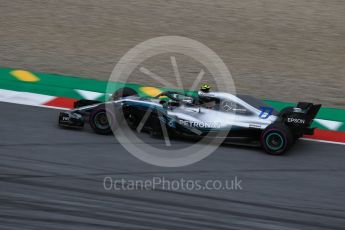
[1,0,344,107]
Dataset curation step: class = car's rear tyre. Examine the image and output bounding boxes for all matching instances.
[89,107,115,135]
[261,123,293,155]
[111,87,138,101]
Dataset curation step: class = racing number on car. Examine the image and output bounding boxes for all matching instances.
[259,107,273,119]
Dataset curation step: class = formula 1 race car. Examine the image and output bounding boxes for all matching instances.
[58,87,321,155]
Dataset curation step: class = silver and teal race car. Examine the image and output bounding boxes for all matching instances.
[58,87,321,155]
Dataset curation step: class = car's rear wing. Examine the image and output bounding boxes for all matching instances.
[296,102,322,126]
[278,102,321,136]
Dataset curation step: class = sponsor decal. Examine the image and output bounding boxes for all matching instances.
[287,117,305,124]
[62,116,70,121]
[168,119,176,128]
[179,120,221,129]
[249,124,261,129]
[198,91,216,97]
[158,116,176,128]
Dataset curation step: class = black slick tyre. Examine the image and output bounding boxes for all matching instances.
[261,123,294,155]
[89,107,114,135]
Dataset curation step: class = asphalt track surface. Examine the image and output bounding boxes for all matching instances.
[1,101,345,230]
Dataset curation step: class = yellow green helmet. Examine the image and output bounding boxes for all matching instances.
[200,84,211,92]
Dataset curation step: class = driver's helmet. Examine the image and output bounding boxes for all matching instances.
[200,84,211,93]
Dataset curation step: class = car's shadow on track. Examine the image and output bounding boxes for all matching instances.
[58,120,305,157]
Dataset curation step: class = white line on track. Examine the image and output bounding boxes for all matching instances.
[301,138,345,146]
[0,89,54,105]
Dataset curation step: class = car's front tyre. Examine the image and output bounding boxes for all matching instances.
[89,107,114,135]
